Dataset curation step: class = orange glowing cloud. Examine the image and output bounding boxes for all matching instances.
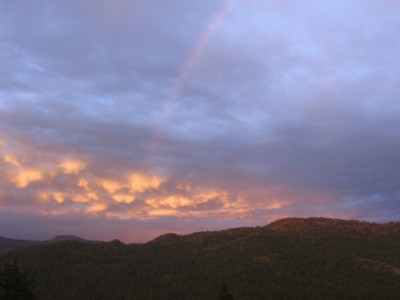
[52,192,66,203]
[38,187,100,206]
[112,193,135,204]
[12,169,44,188]
[102,180,124,193]
[86,202,108,213]
[129,173,164,193]
[71,190,99,203]
[58,160,85,174]
[265,202,287,210]
[0,145,255,221]
[72,194,90,203]
[3,154,21,166]
[197,191,228,202]
[147,196,192,209]
[144,188,234,218]
[78,178,90,189]
[86,191,99,200]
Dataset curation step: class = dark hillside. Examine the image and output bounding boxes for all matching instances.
[1,217,399,299]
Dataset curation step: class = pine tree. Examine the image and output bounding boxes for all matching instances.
[0,260,37,300]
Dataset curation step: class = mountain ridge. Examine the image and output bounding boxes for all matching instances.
[1,217,399,299]
[2,217,399,253]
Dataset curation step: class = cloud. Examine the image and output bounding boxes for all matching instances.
[12,169,44,189]
[3,154,21,166]
[58,161,85,175]
[112,194,135,204]
[0,134,250,222]
[1,0,400,241]
[129,173,165,194]
[101,180,124,193]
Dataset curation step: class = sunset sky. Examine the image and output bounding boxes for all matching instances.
[1,0,400,242]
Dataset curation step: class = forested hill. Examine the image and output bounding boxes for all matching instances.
[1,217,399,300]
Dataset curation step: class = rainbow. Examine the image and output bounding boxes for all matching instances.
[147,0,239,163]
[165,0,238,111]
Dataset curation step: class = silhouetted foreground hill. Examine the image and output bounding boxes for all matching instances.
[0,217,399,299]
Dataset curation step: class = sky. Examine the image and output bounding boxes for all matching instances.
[1,0,400,243]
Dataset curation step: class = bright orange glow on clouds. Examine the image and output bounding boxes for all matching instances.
[0,157,286,220]
[129,173,164,193]
[12,169,44,188]
[0,133,305,244]
[78,178,90,189]
[86,202,108,213]
[0,138,294,224]
[113,194,135,204]
[153,196,192,208]
[1,154,254,219]
[58,160,85,174]
[52,192,65,204]
[3,154,21,166]
[102,180,124,193]
[0,142,249,218]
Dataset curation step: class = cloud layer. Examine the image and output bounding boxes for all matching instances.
[1,0,400,242]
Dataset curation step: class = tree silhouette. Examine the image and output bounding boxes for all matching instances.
[219,284,234,300]
[0,260,37,300]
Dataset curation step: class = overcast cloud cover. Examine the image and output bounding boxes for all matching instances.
[1,0,400,242]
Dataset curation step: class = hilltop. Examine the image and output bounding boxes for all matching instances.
[0,217,399,299]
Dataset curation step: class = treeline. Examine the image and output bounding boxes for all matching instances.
[0,217,399,299]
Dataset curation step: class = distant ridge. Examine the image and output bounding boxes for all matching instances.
[0,236,37,254]
[0,234,98,254]
[46,235,98,243]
